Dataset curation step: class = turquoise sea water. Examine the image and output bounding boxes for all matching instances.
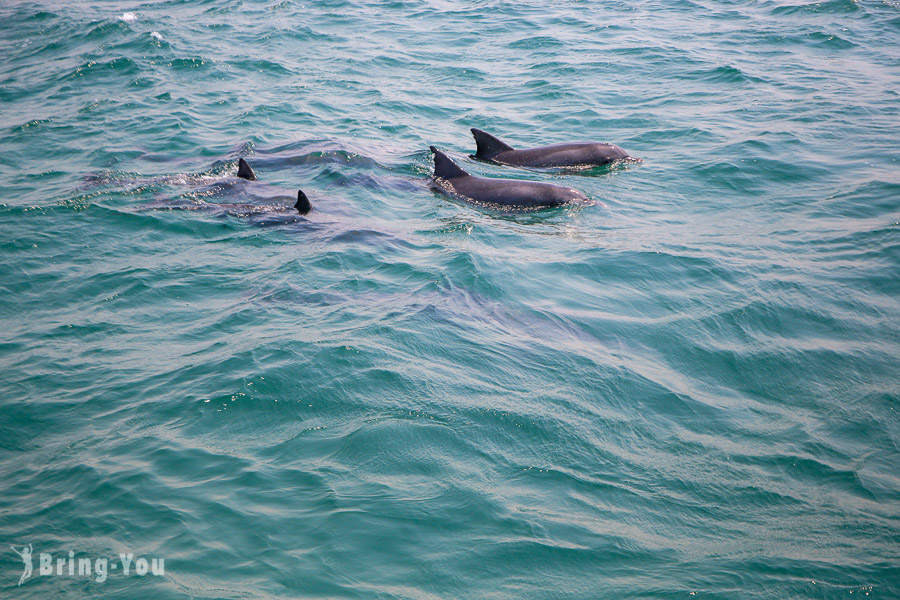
[1,0,899,598]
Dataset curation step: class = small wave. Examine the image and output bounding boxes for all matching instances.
[60,57,140,80]
[256,147,384,170]
[507,35,565,50]
[9,118,51,132]
[167,57,206,70]
[684,64,766,84]
[226,58,295,76]
[770,0,861,15]
[763,30,859,50]
[28,10,58,21]
[812,179,900,220]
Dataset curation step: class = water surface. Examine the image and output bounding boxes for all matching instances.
[1,0,898,598]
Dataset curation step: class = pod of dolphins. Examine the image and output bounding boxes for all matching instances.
[235,128,636,215]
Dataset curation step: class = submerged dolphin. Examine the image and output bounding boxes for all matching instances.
[430,146,587,209]
[236,158,311,214]
[470,128,633,168]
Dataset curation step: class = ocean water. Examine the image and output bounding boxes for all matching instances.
[1,0,898,598]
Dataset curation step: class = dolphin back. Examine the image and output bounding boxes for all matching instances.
[295,190,312,214]
[430,146,469,180]
[237,158,257,181]
[451,176,587,208]
[471,128,515,160]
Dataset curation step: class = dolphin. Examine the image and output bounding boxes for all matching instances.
[430,146,587,209]
[470,128,633,168]
[153,193,310,218]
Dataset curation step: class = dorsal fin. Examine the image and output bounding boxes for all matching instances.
[471,128,515,159]
[430,146,469,179]
[237,158,257,181]
[295,190,311,215]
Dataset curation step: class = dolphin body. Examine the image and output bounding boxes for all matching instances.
[470,128,632,168]
[430,146,587,209]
